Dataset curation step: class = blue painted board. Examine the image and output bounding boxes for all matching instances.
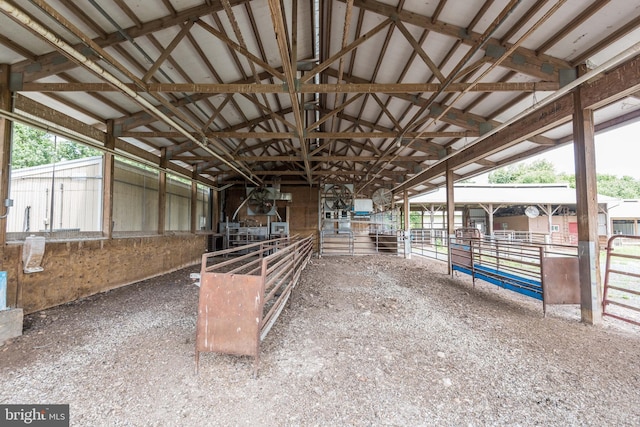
[0,271,6,310]
[452,264,543,301]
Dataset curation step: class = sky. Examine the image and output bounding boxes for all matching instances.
[477,119,640,181]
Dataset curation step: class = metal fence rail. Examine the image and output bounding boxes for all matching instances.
[450,233,580,314]
[320,229,353,256]
[603,235,640,327]
[195,235,314,374]
[320,227,398,256]
[410,228,449,261]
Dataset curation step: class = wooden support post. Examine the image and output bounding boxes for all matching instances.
[547,203,553,244]
[102,120,115,239]
[0,65,11,249]
[0,64,15,309]
[573,76,602,325]
[158,150,167,235]
[190,179,197,234]
[488,203,494,237]
[212,188,219,230]
[403,190,411,259]
[446,163,455,274]
[430,204,435,230]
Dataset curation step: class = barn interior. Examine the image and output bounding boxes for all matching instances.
[0,0,639,346]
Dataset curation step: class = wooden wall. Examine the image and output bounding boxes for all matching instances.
[3,234,206,314]
[285,186,319,238]
[221,185,319,238]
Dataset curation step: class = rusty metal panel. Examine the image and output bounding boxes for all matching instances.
[451,245,472,268]
[542,257,580,304]
[196,272,264,357]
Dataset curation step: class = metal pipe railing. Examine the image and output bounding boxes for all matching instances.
[195,235,314,375]
[449,232,580,313]
[603,235,640,327]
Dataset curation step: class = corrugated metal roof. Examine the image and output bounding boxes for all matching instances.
[0,0,638,195]
[609,200,640,218]
[410,183,618,204]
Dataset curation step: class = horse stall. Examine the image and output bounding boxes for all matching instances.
[195,236,314,375]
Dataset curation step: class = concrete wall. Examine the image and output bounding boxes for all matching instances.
[3,234,206,314]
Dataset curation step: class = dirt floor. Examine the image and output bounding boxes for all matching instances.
[2,254,640,426]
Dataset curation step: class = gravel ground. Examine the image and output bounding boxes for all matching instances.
[1,254,640,426]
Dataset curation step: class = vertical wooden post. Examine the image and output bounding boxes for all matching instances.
[446,163,455,274]
[191,178,198,234]
[0,65,14,307]
[158,148,167,234]
[430,204,435,230]
[547,203,553,244]
[403,190,411,259]
[488,203,494,237]
[102,120,115,238]
[573,73,602,325]
[0,65,12,249]
[211,188,219,230]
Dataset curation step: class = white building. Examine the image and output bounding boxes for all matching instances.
[410,183,625,245]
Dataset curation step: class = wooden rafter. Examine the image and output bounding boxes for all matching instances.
[195,18,285,81]
[300,17,392,84]
[0,0,638,189]
[11,0,253,82]
[338,0,572,81]
[267,0,312,183]
[19,82,561,93]
[142,20,195,83]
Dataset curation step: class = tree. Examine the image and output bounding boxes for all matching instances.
[10,123,55,168]
[591,174,640,199]
[57,139,101,162]
[488,159,557,184]
[11,123,101,169]
[489,159,640,199]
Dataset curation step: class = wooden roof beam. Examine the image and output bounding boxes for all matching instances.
[340,0,572,81]
[267,0,312,183]
[11,0,253,82]
[396,94,575,192]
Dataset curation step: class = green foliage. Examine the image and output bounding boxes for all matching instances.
[488,159,557,184]
[11,124,55,168]
[557,172,575,187]
[594,174,640,199]
[409,212,422,229]
[57,139,101,162]
[557,172,640,198]
[489,159,640,199]
[11,123,101,169]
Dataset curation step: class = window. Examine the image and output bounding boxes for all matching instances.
[196,183,212,231]
[613,220,636,236]
[165,173,191,232]
[551,225,560,232]
[7,124,103,240]
[113,158,159,233]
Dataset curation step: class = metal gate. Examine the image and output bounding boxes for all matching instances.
[603,235,640,326]
[449,228,580,314]
[195,235,314,374]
